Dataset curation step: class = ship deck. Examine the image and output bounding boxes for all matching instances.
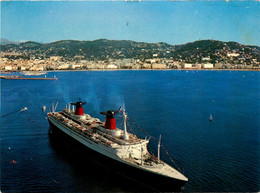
[121,154,188,181]
[49,110,143,147]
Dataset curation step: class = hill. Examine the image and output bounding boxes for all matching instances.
[1,39,259,65]
[0,38,20,45]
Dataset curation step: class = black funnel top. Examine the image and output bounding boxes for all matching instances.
[71,101,86,108]
[100,110,119,119]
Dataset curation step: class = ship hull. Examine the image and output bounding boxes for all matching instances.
[48,120,187,192]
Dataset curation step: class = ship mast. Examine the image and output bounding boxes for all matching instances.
[123,106,129,140]
[158,134,161,161]
[68,104,71,112]
[141,145,143,166]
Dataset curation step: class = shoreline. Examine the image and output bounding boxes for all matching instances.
[1,68,259,73]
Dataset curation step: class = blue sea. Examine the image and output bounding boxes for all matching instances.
[1,70,259,192]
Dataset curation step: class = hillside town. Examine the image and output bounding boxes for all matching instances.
[1,55,259,72]
[1,39,259,71]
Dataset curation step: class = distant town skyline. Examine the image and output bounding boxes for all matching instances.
[1,1,260,46]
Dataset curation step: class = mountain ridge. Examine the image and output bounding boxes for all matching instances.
[0,38,20,45]
[1,39,259,65]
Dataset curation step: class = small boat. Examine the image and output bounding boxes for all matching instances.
[42,105,46,112]
[209,114,213,121]
[20,107,28,112]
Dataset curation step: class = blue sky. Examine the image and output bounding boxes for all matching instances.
[1,1,260,46]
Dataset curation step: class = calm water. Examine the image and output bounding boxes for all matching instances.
[1,70,259,192]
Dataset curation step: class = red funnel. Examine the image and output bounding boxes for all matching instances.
[105,117,117,130]
[100,110,119,130]
[71,101,86,116]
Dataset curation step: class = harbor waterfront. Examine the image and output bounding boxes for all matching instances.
[1,70,259,192]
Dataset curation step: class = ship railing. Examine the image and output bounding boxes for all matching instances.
[95,128,144,147]
[94,135,113,147]
[66,121,95,140]
[95,129,124,145]
[127,117,184,173]
[51,113,98,144]
[54,111,141,147]
[69,122,94,137]
[60,111,94,132]
[122,154,155,167]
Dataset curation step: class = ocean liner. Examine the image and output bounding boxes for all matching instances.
[47,100,188,191]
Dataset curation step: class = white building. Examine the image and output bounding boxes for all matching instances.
[5,65,13,71]
[106,64,118,69]
[145,59,160,64]
[203,63,214,69]
[50,56,63,61]
[57,64,70,70]
[142,63,152,69]
[70,64,82,69]
[21,66,26,71]
[152,63,167,69]
[202,57,211,61]
[227,53,240,57]
[183,63,192,69]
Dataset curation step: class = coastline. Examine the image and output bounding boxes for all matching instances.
[1,69,259,74]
